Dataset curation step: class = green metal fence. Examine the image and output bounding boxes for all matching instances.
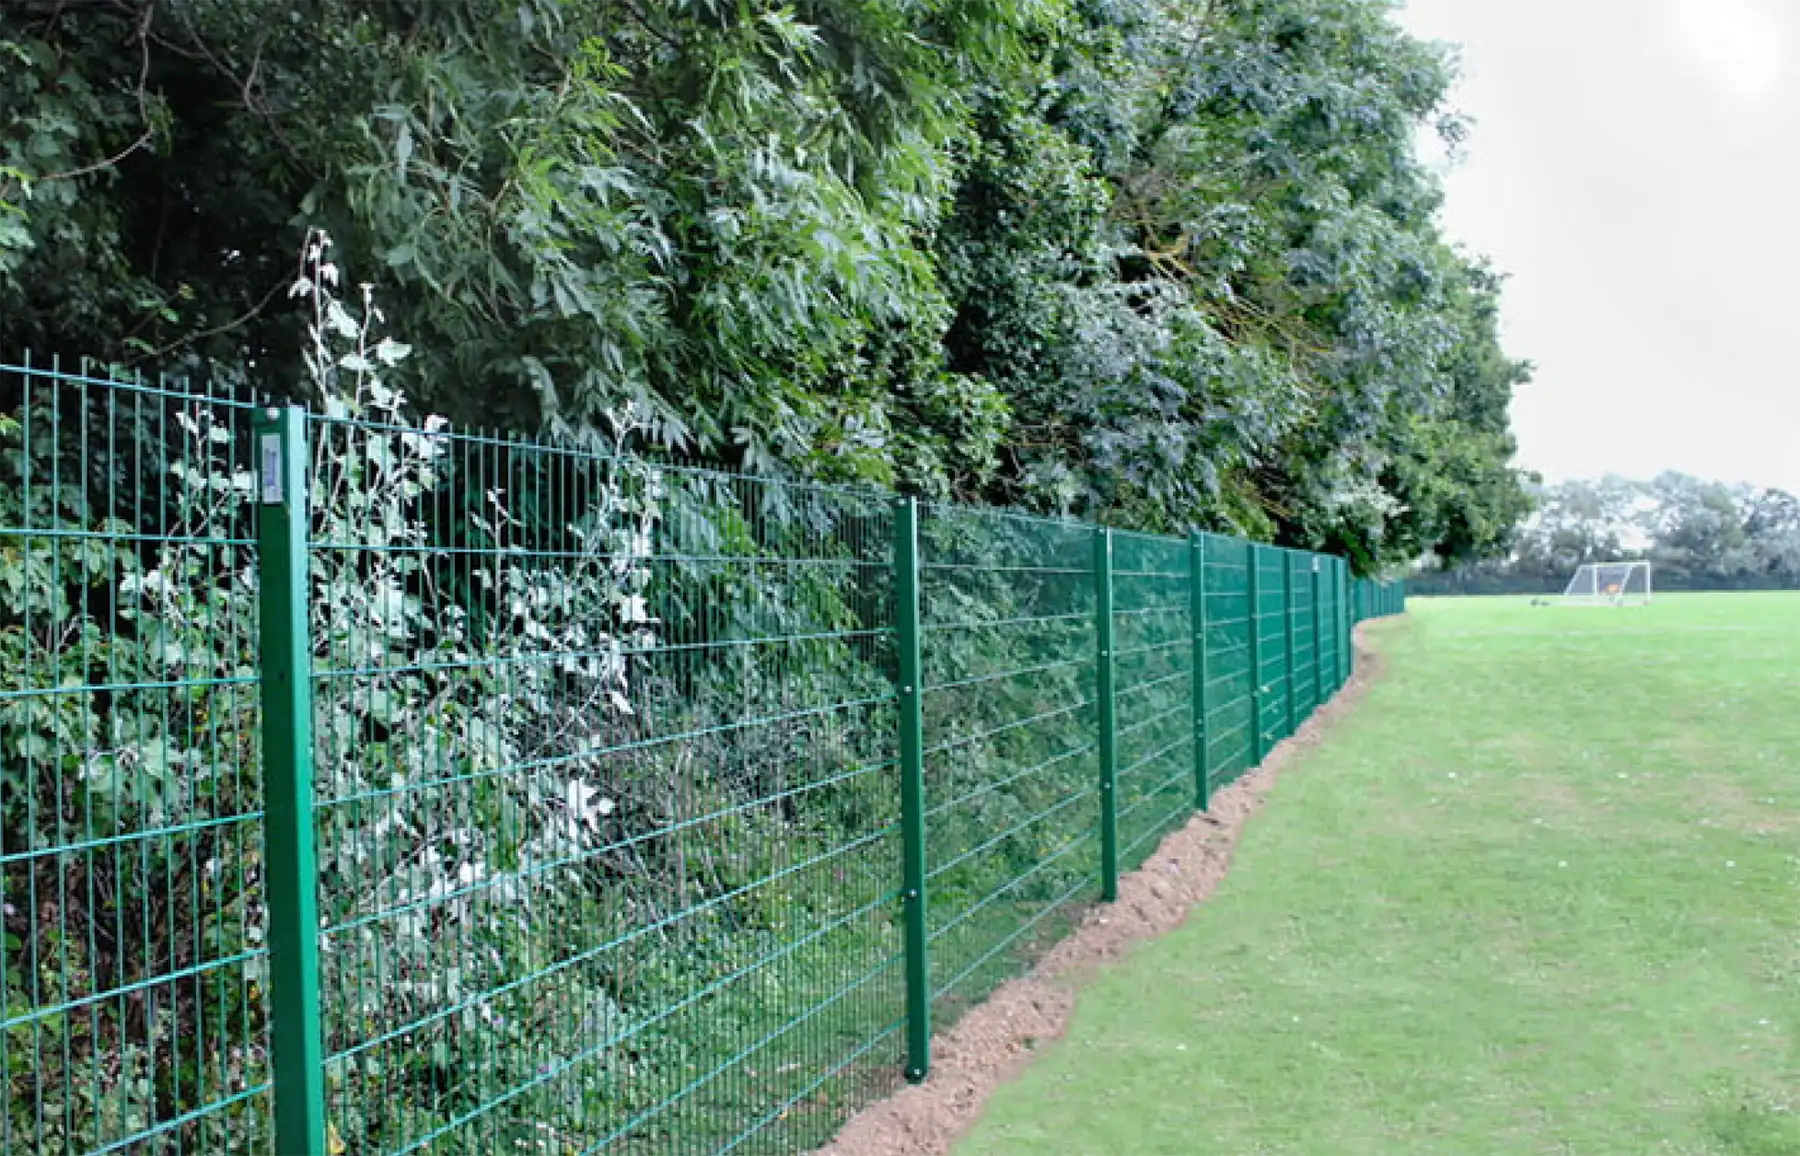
[0,358,1405,1154]
[1353,574,1407,624]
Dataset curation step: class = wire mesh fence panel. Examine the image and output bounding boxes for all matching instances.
[1288,553,1317,722]
[303,404,903,1155]
[1199,534,1255,787]
[0,353,1398,1154]
[1108,532,1194,873]
[1351,578,1405,624]
[1253,547,1291,756]
[0,360,272,1154]
[1317,562,1339,697]
[917,505,1098,1025]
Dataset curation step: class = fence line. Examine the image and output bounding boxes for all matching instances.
[0,358,1404,1154]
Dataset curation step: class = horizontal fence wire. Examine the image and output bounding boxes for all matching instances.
[0,357,1405,1154]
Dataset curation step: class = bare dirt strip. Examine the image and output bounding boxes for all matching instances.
[816,630,1388,1156]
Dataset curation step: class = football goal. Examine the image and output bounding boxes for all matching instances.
[1561,561,1652,605]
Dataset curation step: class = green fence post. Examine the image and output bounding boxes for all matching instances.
[1189,533,1211,812]
[254,405,327,1156]
[1283,552,1297,738]
[1247,543,1265,764]
[1094,528,1119,902]
[1310,556,1323,710]
[894,497,931,1083]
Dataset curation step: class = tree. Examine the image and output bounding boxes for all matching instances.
[1,0,1531,571]
[1744,487,1800,580]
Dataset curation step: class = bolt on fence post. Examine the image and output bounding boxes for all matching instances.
[1094,528,1119,902]
[1311,556,1324,709]
[1283,553,1297,739]
[1189,533,1211,812]
[253,405,328,1156]
[894,497,931,1083]
[1247,543,1265,765]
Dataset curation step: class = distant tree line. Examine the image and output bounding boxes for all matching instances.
[1412,474,1800,594]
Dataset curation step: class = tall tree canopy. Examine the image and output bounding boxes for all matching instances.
[1,0,1530,571]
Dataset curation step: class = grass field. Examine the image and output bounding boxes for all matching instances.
[956,593,1800,1155]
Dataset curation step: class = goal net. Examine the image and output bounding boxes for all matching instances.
[1560,561,1652,605]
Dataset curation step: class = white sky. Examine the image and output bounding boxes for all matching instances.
[1398,0,1800,496]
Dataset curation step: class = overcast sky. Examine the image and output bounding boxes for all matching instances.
[1397,0,1800,496]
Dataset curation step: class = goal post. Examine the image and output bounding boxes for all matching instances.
[1560,561,1652,605]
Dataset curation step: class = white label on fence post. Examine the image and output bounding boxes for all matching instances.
[260,433,283,505]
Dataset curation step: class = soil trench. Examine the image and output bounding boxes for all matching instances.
[814,628,1389,1156]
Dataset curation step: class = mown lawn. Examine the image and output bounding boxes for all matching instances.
[957,593,1800,1155]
